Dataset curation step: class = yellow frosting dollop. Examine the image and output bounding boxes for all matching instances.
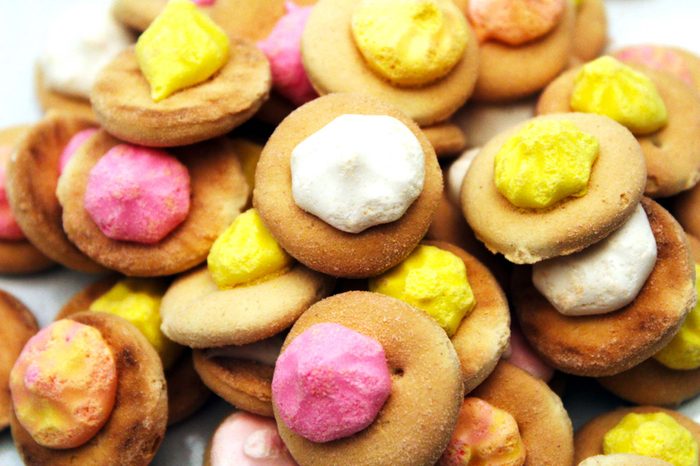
[351,0,469,87]
[570,56,668,135]
[369,245,476,336]
[90,278,182,370]
[603,412,699,466]
[654,263,700,370]
[207,209,293,289]
[494,120,599,209]
[135,0,230,102]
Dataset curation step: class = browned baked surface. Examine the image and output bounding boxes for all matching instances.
[274,291,464,466]
[472,361,575,466]
[11,312,168,466]
[34,68,96,123]
[56,130,249,276]
[462,112,646,264]
[91,44,270,147]
[422,122,468,158]
[514,198,695,377]
[572,0,607,61]
[254,93,443,278]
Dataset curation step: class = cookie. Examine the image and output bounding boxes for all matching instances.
[34,68,95,122]
[613,45,700,95]
[422,122,468,158]
[571,0,607,61]
[254,93,442,278]
[56,130,248,276]
[461,113,646,264]
[513,198,696,376]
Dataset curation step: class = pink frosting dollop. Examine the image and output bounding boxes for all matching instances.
[272,322,392,443]
[59,128,98,175]
[505,324,554,382]
[613,46,694,86]
[84,144,191,244]
[210,412,297,466]
[0,146,24,240]
[257,1,317,106]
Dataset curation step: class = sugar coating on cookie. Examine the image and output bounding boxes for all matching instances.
[135,0,230,101]
[90,278,182,369]
[571,56,668,135]
[369,244,476,336]
[59,128,98,175]
[468,0,565,45]
[10,320,118,449]
[207,209,293,289]
[84,144,191,244]
[272,322,391,443]
[209,412,296,466]
[0,147,25,240]
[291,114,425,233]
[532,204,657,316]
[447,147,480,206]
[494,120,599,209]
[603,412,699,466]
[614,46,694,86]
[351,0,469,87]
[654,263,700,370]
[258,1,316,105]
[505,325,554,382]
[439,397,526,466]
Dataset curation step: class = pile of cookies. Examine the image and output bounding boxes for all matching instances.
[1,0,700,465]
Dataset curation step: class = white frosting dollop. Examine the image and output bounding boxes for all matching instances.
[291,114,425,233]
[39,2,133,98]
[447,147,480,206]
[532,205,657,316]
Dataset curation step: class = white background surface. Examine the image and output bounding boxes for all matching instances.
[0,0,699,464]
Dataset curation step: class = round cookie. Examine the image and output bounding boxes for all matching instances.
[674,47,700,93]
[513,198,696,377]
[574,406,700,464]
[0,290,38,430]
[461,112,646,264]
[536,65,700,198]
[673,179,700,239]
[91,44,271,147]
[56,130,249,276]
[301,0,480,126]
[571,0,607,62]
[34,68,96,122]
[254,93,442,278]
[470,361,575,466]
[11,312,167,466]
[273,291,464,466]
[422,122,468,158]
[470,0,575,102]
[6,115,102,273]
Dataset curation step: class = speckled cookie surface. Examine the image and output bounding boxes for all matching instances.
[301,0,480,126]
[56,130,249,277]
[91,45,271,147]
[471,361,575,466]
[254,93,443,278]
[672,177,700,238]
[422,122,468,158]
[471,0,575,102]
[11,312,167,466]
[572,0,607,61]
[537,66,700,198]
[462,112,646,264]
[274,291,463,466]
[513,198,696,377]
[6,115,102,273]
[34,68,96,122]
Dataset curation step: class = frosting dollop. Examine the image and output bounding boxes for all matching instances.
[579,454,674,466]
[532,204,657,316]
[351,0,469,87]
[272,322,392,443]
[570,56,668,135]
[369,244,476,336]
[603,412,699,466]
[39,2,133,99]
[468,0,565,45]
[0,146,25,240]
[90,278,182,370]
[257,2,316,105]
[84,144,191,244]
[207,209,293,289]
[439,397,526,466]
[135,0,230,101]
[614,46,694,86]
[59,128,98,175]
[210,412,296,466]
[447,147,480,206]
[291,114,425,233]
[654,263,700,370]
[10,320,118,449]
[494,120,599,209]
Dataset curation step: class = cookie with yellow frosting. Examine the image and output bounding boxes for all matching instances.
[537,59,700,198]
[571,0,607,62]
[462,113,646,264]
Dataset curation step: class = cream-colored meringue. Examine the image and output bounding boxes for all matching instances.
[39,2,133,98]
[447,147,480,206]
[532,205,657,316]
[291,114,425,233]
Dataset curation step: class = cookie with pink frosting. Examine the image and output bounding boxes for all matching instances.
[613,45,700,94]
[56,129,249,276]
